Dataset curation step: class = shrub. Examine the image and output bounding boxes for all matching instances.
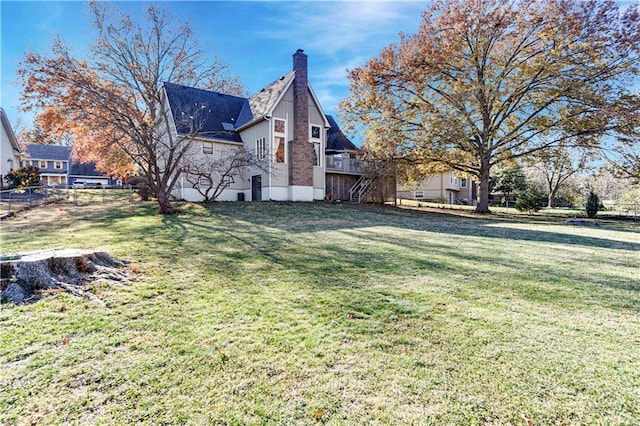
[515,189,544,213]
[585,191,600,218]
[126,176,151,201]
[5,166,41,189]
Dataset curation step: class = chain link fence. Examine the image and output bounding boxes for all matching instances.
[0,185,136,218]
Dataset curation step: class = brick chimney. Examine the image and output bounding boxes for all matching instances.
[290,49,314,188]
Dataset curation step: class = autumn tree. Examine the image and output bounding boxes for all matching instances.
[18,1,243,214]
[340,0,640,213]
[606,93,640,182]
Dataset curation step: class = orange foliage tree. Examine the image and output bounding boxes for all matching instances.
[18,1,243,213]
[340,0,640,213]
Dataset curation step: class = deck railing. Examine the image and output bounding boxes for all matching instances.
[325,156,362,174]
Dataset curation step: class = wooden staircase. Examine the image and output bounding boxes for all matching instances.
[348,175,376,203]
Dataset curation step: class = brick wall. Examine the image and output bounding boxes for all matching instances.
[289,49,314,186]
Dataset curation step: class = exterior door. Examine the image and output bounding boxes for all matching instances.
[251,175,262,201]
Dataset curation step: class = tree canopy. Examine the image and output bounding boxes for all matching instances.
[340,0,640,213]
[18,1,243,213]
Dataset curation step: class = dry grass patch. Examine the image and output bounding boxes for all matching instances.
[1,200,639,424]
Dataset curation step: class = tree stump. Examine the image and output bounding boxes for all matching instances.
[0,249,128,306]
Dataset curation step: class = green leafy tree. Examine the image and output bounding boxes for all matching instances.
[5,166,41,189]
[490,164,527,203]
[515,189,545,214]
[340,0,640,213]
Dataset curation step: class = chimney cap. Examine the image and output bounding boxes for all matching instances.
[295,49,305,54]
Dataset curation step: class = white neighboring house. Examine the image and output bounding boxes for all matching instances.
[397,171,478,205]
[1,108,22,189]
[162,49,329,202]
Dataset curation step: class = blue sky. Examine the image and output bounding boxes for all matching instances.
[1,1,427,133]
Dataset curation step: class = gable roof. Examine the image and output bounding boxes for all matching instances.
[163,82,247,143]
[1,108,21,153]
[236,71,295,128]
[69,160,107,177]
[25,144,71,161]
[326,115,358,153]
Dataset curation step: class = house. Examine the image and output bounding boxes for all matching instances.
[21,144,72,187]
[68,161,114,187]
[163,49,361,202]
[397,171,477,205]
[20,144,113,187]
[1,108,22,189]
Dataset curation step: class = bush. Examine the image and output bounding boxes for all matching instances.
[5,166,41,189]
[515,189,544,213]
[126,176,151,201]
[585,191,600,218]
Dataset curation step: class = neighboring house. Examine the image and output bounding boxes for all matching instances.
[21,144,72,187]
[21,144,113,187]
[397,171,477,205]
[1,108,22,189]
[164,49,358,202]
[68,161,114,187]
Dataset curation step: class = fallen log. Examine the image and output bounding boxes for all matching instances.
[0,249,128,306]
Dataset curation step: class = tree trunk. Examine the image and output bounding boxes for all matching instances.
[157,190,176,214]
[475,159,492,214]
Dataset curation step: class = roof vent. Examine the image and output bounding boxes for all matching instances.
[222,122,235,131]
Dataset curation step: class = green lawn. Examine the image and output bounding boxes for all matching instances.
[1,200,639,425]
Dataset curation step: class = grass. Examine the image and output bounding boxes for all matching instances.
[1,199,639,425]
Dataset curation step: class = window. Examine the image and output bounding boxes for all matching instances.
[275,137,285,163]
[256,137,266,160]
[54,161,63,169]
[203,142,213,154]
[274,119,285,134]
[461,178,468,188]
[414,191,424,199]
[199,177,210,186]
[311,125,321,140]
[273,118,286,163]
[312,142,321,167]
[39,161,47,168]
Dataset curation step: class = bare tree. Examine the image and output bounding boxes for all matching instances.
[181,146,267,203]
[18,1,243,213]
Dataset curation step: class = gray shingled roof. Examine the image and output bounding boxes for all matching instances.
[326,115,358,153]
[237,71,295,128]
[163,82,248,143]
[25,144,71,161]
[69,161,106,177]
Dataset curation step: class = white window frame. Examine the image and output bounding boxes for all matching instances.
[256,137,267,160]
[203,142,214,154]
[39,161,47,168]
[461,178,468,188]
[273,118,287,164]
[310,124,322,167]
[54,161,63,169]
[414,191,424,199]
